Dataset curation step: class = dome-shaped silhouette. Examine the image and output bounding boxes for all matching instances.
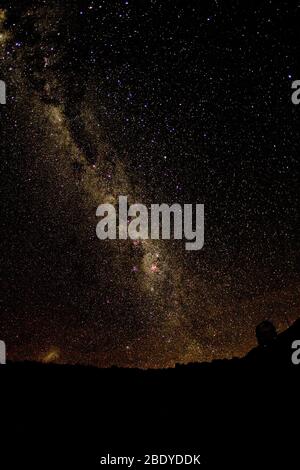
[256,320,277,347]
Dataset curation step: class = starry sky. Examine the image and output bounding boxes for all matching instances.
[1,0,299,368]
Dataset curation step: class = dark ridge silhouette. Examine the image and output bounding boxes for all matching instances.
[1,319,299,468]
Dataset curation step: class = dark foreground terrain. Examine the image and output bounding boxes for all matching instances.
[1,320,299,468]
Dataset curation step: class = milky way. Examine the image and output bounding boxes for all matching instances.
[1,1,299,367]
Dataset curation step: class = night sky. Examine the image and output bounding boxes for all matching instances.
[1,0,299,368]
